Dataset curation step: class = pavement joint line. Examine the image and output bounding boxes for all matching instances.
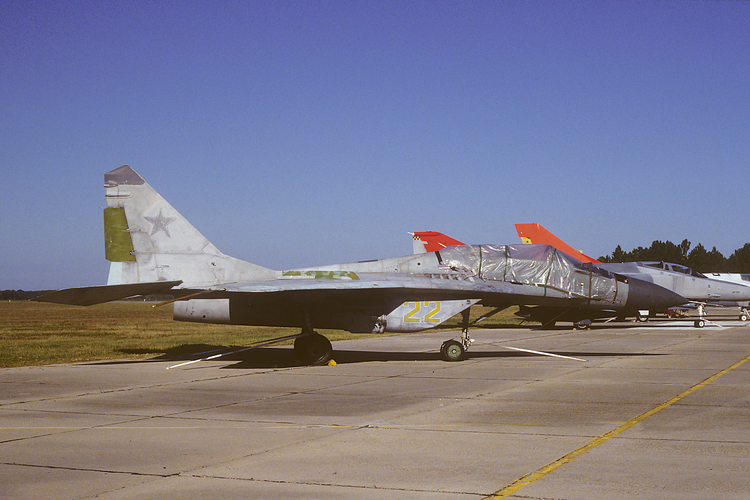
[4,461,177,478]
[185,473,485,497]
[483,353,750,499]
[0,423,474,430]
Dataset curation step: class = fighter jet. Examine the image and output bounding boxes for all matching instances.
[37,166,685,363]
[411,226,750,326]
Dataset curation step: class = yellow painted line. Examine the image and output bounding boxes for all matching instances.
[485,354,750,499]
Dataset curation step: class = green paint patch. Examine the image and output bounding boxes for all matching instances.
[103,207,136,262]
[282,270,360,280]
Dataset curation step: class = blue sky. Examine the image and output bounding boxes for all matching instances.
[2,1,749,290]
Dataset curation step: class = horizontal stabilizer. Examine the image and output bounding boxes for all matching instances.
[34,280,183,306]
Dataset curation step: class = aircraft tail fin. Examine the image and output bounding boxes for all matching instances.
[410,231,466,254]
[104,165,276,287]
[514,223,600,263]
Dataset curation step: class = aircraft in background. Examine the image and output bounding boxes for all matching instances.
[705,274,750,321]
[705,273,750,288]
[411,227,750,326]
[513,223,750,322]
[515,223,599,263]
[35,166,686,364]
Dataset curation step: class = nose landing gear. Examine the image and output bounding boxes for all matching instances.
[740,308,749,322]
[440,339,466,361]
[440,309,474,361]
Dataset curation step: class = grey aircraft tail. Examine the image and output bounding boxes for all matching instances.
[104,165,276,288]
[36,165,277,306]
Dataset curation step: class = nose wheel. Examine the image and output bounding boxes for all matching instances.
[740,308,749,322]
[441,309,474,361]
[441,340,465,361]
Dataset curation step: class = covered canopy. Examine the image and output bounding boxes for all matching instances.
[439,244,618,301]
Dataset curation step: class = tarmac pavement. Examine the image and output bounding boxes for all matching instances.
[2,317,749,499]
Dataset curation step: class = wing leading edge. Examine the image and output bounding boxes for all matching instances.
[34,281,183,306]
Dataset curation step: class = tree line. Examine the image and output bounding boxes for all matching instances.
[598,240,750,274]
[1,290,51,301]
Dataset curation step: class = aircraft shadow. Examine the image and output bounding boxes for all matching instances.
[217,348,660,369]
[91,344,660,369]
[219,348,659,369]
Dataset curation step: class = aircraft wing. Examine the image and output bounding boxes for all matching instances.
[34,281,183,306]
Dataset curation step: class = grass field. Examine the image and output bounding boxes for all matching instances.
[0,301,525,368]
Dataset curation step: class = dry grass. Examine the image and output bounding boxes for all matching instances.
[0,301,523,368]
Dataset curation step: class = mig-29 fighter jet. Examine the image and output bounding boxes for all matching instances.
[37,166,685,364]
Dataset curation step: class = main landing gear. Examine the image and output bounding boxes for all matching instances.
[294,309,333,366]
[294,332,332,366]
[691,306,748,327]
[574,319,592,330]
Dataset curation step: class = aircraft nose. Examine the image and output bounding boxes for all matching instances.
[625,277,687,311]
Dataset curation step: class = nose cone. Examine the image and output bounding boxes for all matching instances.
[625,277,687,311]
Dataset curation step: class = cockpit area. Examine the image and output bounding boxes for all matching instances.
[641,261,707,278]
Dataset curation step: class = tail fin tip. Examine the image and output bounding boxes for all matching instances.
[105,165,145,187]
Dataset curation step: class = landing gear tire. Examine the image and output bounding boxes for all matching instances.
[574,319,592,331]
[694,319,705,329]
[740,312,749,322]
[441,340,465,362]
[635,311,648,323]
[294,333,332,366]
